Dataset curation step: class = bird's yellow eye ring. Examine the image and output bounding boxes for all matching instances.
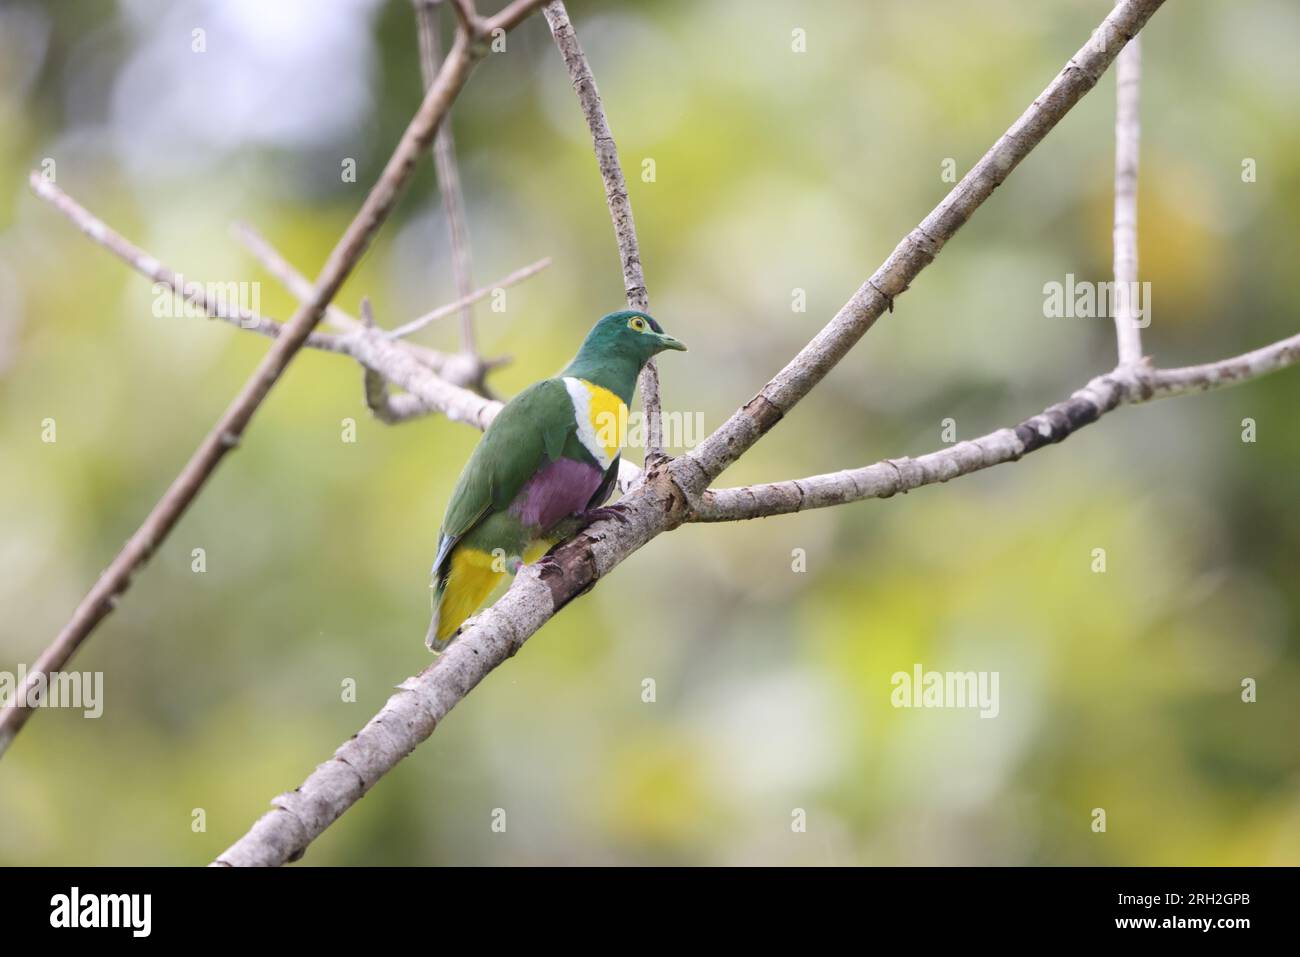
[629,316,647,332]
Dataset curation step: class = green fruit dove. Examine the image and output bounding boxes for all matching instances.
[427,310,686,650]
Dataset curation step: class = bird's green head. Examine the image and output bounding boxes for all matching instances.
[564,310,685,403]
[582,310,686,362]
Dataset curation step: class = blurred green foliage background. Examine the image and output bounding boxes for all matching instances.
[1,0,1297,866]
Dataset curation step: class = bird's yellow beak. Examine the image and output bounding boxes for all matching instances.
[655,333,687,352]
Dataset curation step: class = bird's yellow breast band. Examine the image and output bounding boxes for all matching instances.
[563,377,627,467]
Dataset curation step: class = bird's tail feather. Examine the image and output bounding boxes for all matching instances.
[425,602,446,652]
[426,546,503,652]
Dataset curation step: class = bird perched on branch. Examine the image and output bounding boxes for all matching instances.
[426,310,686,651]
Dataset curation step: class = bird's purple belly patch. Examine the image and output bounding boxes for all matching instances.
[510,457,604,531]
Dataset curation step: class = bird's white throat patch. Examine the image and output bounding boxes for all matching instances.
[563,376,624,468]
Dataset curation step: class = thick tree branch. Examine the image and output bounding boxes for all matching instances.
[0,17,529,758]
[1113,37,1144,366]
[214,0,1168,865]
[680,0,1168,491]
[214,457,681,867]
[543,1,665,458]
[689,333,1300,522]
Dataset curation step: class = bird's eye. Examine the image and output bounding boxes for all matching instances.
[629,316,647,332]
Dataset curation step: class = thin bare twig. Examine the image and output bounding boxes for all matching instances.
[230,222,362,333]
[1,24,494,758]
[1113,37,1144,366]
[416,0,480,358]
[543,1,664,458]
[233,223,537,415]
[234,218,546,380]
[36,179,620,467]
[484,0,548,34]
[1143,332,1300,396]
[359,297,401,421]
[690,333,1300,522]
[25,179,340,351]
[386,257,552,339]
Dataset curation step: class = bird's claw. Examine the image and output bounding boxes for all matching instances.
[577,504,631,529]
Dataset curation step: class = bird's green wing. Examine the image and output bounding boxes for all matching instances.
[434,379,576,575]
